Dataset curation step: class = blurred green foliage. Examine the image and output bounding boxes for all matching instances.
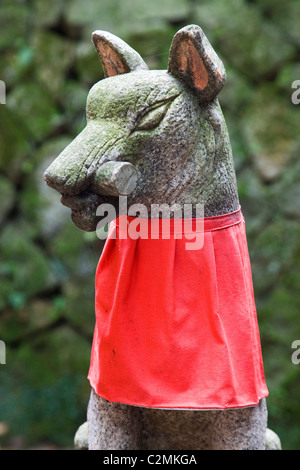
[0,0,299,450]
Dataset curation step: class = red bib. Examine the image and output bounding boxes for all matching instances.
[88,208,268,409]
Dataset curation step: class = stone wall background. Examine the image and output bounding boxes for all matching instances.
[0,0,299,449]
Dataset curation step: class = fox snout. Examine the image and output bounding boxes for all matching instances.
[44,157,138,198]
[43,137,138,231]
[43,128,138,232]
[43,118,138,198]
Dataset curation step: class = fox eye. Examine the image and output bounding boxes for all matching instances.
[134,101,171,132]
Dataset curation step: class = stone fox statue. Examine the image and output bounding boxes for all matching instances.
[44,25,269,450]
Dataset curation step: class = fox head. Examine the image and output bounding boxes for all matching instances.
[44,25,239,231]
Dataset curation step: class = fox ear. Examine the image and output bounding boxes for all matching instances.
[92,30,148,78]
[168,25,226,103]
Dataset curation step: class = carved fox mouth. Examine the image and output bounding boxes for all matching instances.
[60,190,119,232]
[60,190,101,211]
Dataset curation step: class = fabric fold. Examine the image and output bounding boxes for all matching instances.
[88,207,268,409]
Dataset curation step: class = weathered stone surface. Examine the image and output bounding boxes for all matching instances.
[87,393,267,450]
[75,419,282,451]
[168,24,226,103]
[74,421,88,450]
[265,428,282,450]
[44,26,240,233]
[44,25,269,451]
[92,30,149,77]
[94,161,138,196]
[1,0,299,450]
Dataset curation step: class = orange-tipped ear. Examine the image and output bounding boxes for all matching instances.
[92,30,148,78]
[168,25,226,103]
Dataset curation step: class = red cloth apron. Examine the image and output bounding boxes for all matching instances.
[88,208,268,409]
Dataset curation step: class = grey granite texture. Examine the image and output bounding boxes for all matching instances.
[78,407,282,450]
[87,390,268,450]
[87,390,142,450]
[44,25,268,450]
[44,25,239,231]
[265,428,282,450]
